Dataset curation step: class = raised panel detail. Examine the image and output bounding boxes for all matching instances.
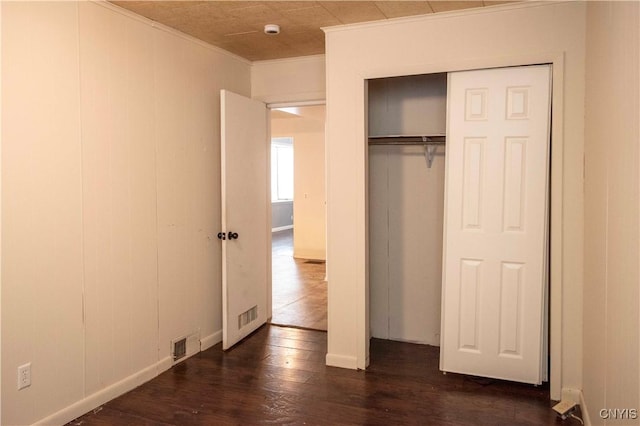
[506,86,530,120]
[499,262,524,357]
[462,138,485,230]
[465,89,488,121]
[458,259,482,352]
[503,138,527,232]
[443,65,551,385]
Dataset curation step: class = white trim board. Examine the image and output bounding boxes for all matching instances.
[322,1,555,34]
[338,51,565,399]
[293,250,326,261]
[577,389,592,426]
[33,357,173,426]
[201,330,222,352]
[268,100,326,109]
[272,225,293,232]
[326,353,358,369]
[34,330,222,425]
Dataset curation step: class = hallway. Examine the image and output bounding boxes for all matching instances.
[271,229,327,330]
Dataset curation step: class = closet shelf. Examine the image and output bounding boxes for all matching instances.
[368,135,446,145]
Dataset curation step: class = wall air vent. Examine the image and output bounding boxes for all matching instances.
[171,331,201,365]
[239,305,258,329]
[173,338,187,361]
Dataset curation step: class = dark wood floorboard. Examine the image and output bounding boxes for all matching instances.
[69,325,582,426]
[272,229,327,330]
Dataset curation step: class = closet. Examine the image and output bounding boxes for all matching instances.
[368,73,447,346]
[368,65,551,385]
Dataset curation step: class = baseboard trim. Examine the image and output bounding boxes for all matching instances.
[272,225,293,232]
[34,356,173,426]
[201,330,222,351]
[560,388,590,426]
[157,355,173,373]
[578,389,592,426]
[293,250,326,261]
[326,353,358,369]
[32,332,224,425]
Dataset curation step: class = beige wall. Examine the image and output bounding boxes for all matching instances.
[583,2,640,425]
[324,1,586,400]
[2,3,84,423]
[254,56,327,260]
[4,1,639,424]
[272,106,326,260]
[0,2,3,420]
[1,2,250,424]
[251,55,325,104]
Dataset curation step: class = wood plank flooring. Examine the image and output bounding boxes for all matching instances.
[271,229,327,330]
[69,231,579,425]
[69,325,581,426]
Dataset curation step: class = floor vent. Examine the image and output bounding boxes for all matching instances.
[239,305,258,329]
[304,260,326,265]
[173,338,187,361]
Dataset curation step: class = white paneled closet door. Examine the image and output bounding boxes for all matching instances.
[440,65,551,384]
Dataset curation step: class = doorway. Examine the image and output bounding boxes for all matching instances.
[269,104,327,331]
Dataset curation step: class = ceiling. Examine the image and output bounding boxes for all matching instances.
[110,1,515,61]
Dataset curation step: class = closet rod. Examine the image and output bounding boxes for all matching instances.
[368,136,446,146]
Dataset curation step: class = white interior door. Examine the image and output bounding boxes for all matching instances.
[440,65,551,384]
[220,89,270,350]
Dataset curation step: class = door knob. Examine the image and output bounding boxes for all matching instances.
[228,232,239,240]
[217,232,226,240]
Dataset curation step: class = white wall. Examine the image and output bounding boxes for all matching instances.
[583,2,640,425]
[272,106,326,260]
[324,2,586,400]
[252,55,325,104]
[1,2,251,425]
[272,200,293,230]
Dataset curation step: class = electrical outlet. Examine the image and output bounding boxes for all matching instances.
[17,363,31,390]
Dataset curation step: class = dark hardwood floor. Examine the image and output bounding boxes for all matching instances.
[271,229,327,330]
[69,325,580,426]
[68,231,579,425]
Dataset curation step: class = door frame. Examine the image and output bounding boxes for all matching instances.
[361,53,565,400]
[266,99,327,321]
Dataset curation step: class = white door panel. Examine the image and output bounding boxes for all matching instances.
[441,65,551,384]
[220,90,270,350]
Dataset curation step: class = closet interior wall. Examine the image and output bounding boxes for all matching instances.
[368,73,447,345]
